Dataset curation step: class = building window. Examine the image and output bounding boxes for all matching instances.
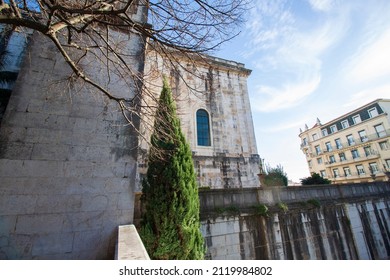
[335,138,342,149]
[369,162,379,174]
[320,170,326,178]
[315,145,321,155]
[312,133,318,141]
[308,160,312,168]
[341,120,349,129]
[322,129,328,137]
[352,114,361,124]
[347,134,355,146]
[368,107,378,118]
[325,142,332,152]
[330,125,337,133]
[333,168,340,178]
[358,130,368,142]
[317,157,323,164]
[356,165,365,175]
[374,124,386,138]
[196,109,211,146]
[339,152,346,162]
[379,141,389,150]
[385,159,390,169]
[302,137,308,146]
[343,167,351,177]
[351,149,360,159]
[364,146,373,157]
[329,155,336,163]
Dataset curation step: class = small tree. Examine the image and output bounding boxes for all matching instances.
[140,77,204,260]
[263,164,288,187]
[300,173,331,185]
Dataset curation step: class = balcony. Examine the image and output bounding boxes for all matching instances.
[312,129,390,152]
[330,170,387,181]
[324,150,379,166]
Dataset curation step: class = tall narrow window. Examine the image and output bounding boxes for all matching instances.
[335,138,342,149]
[196,109,211,146]
[374,124,386,138]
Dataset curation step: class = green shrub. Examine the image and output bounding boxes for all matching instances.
[277,202,288,213]
[307,199,321,208]
[253,204,269,216]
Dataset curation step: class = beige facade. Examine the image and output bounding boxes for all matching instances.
[299,99,390,183]
[138,49,260,189]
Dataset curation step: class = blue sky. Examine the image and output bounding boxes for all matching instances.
[215,0,390,182]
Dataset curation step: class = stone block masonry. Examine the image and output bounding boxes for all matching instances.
[0,21,146,259]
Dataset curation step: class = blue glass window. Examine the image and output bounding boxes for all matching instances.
[196,109,211,146]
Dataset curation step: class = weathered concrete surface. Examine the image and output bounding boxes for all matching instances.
[199,182,390,260]
[115,225,150,260]
[0,5,146,259]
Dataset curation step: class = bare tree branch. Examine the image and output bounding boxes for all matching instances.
[0,0,249,148]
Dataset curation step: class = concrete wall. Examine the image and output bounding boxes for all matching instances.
[0,6,146,259]
[199,182,390,259]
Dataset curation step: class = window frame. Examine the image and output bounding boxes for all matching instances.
[196,109,211,147]
[374,124,386,138]
[351,149,360,159]
[335,138,342,149]
[315,145,321,155]
[356,165,365,175]
[379,141,389,150]
[352,114,361,124]
[358,130,368,142]
[368,107,378,118]
[347,134,355,146]
[325,141,332,152]
[341,120,349,129]
[369,162,379,174]
[343,167,351,177]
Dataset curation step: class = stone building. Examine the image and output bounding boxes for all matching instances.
[299,99,390,183]
[0,4,147,259]
[138,48,260,190]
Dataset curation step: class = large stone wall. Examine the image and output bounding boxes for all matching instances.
[138,51,260,190]
[0,7,147,259]
[199,182,390,259]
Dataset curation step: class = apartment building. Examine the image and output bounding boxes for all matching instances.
[299,99,390,183]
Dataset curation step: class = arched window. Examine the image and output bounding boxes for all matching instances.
[196,109,211,146]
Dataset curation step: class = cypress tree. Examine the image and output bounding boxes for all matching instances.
[140,77,205,260]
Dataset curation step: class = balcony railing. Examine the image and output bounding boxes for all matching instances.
[329,170,386,181]
[324,150,379,166]
[301,129,390,152]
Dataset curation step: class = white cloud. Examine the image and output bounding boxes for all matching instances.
[243,0,295,57]
[308,0,334,12]
[251,74,321,112]
[345,27,390,84]
[343,84,390,109]
[245,0,350,111]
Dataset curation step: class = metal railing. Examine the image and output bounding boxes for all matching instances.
[301,128,390,151]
